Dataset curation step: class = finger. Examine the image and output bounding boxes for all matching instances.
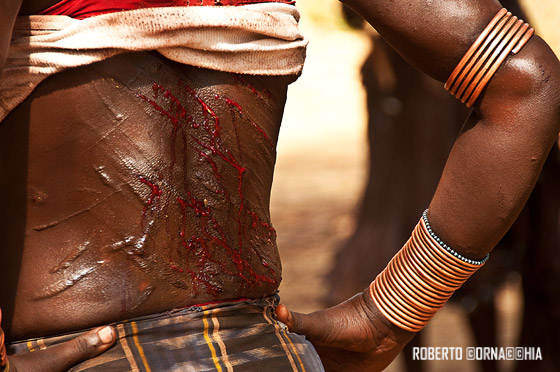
[11,326,116,372]
[275,304,306,333]
[48,326,116,368]
[275,304,326,342]
[275,304,293,328]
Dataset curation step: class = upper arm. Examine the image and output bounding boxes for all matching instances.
[341,0,560,255]
[0,0,22,73]
[341,0,560,133]
[341,0,503,81]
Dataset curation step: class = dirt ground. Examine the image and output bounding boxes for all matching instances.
[270,1,558,371]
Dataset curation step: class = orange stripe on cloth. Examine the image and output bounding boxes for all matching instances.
[261,307,301,372]
[211,312,234,372]
[26,341,35,352]
[131,322,152,372]
[281,329,307,372]
[117,324,141,372]
[203,309,223,372]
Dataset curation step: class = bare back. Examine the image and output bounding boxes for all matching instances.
[0,7,292,340]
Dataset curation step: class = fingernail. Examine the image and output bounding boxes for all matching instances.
[97,327,114,344]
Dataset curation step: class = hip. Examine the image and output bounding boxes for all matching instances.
[7,296,325,372]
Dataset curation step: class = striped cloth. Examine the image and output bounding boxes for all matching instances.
[6,296,324,372]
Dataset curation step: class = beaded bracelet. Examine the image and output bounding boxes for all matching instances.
[445,8,534,107]
[369,212,488,332]
[422,210,489,265]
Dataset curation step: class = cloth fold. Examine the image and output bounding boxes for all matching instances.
[0,3,307,121]
[6,297,325,372]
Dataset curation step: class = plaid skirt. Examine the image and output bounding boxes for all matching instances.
[6,296,324,372]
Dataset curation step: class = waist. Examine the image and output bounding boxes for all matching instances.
[38,0,296,19]
[8,296,277,347]
[7,296,325,372]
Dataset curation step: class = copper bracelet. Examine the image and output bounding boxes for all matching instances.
[369,216,486,332]
[445,8,534,107]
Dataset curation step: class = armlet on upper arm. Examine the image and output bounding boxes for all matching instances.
[444,8,534,107]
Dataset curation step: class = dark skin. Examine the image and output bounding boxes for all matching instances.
[277,1,560,371]
[2,54,288,338]
[2,0,292,370]
[2,0,560,371]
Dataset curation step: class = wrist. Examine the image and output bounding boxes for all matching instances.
[359,287,416,341]
[356,288,415,371]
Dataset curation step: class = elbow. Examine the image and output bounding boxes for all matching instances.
[510,36,560,121]
[477,35,560,143]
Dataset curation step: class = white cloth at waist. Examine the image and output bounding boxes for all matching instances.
[0,3,307,121]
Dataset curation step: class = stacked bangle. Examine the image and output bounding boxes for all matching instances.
[0,331,7,372]
[370,213,488,332]
[445,8,534,107]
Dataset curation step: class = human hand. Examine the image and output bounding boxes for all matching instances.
[276,290,415,372]
[0,308,116,372]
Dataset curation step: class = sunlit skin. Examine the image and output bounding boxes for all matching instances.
[2,0,560,371]
[1,1,293,368]
[1,50,292,336]
[276,1,560,371]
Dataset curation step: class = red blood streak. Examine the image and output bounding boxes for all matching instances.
[225,97,274,148]
[139,176,161,211]
[233,74,272,100]
[137,80,278,293]
[225,97,243,113]
[138,86,184,133]
[137,83,190,170]
[169,263,184,273]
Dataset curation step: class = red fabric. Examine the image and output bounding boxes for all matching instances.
[39,0,295,19]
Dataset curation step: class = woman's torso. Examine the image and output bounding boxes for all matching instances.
[1,3,292,339]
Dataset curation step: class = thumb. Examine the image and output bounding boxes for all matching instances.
[275,304,325,342]
[275,304,296,330]
[10,326,116,372]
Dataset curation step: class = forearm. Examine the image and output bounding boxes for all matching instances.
[350,0,560,357]
[343,0,560,259]
[278,3,560,371]
[363,42,559,366]
[0,0,22,73]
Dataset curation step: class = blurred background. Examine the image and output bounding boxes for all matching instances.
[271,1,560,371]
